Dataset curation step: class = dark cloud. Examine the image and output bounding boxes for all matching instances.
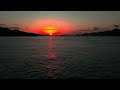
[0,24,7,26]
[12,24,18,25]
[10,27,20,30]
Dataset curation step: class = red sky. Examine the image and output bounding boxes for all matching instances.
[29,19,75,35]
[0,11,120,35]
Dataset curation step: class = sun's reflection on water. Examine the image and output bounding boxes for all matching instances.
[44,37,63,79]
[46,37,58,59]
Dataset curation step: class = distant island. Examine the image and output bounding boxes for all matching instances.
[80,29,120,36]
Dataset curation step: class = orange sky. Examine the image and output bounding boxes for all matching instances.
[0,11,120,35]
[29,19,75,35]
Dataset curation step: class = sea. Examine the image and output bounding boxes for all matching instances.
[0,36,120,79]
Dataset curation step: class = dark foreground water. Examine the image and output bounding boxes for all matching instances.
[0,36,120,79]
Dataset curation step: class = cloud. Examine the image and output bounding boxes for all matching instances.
[12,24,18,25]
[0,24,7,26]
[9,26,20,30]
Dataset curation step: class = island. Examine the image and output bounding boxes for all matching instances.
[81,29,120,36]
[0,27,41,36]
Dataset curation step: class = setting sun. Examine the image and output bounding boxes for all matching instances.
[43,27,57,35]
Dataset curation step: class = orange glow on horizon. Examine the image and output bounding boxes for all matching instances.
[42,27,58,35]
[29,19,73,35]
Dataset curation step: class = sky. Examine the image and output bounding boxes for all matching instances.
[0,11,120,34]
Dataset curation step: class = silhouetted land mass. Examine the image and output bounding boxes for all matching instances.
[0,27,41,36]
[80,29,120,36]
[1,26,120,36]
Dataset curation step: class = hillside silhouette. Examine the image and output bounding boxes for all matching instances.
[0,26,120,36]
[0,27,41,36]
[80,29,120,36]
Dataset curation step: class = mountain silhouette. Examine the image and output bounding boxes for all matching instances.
[1,26,120,36]
[0,27,41,36]
[81,29,120,36]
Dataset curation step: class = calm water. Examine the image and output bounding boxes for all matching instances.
[0,36,120,79]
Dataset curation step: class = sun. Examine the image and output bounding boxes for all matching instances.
[43,26,58,35]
